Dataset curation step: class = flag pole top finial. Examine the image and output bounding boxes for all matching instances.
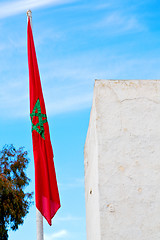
[27,9,32,20]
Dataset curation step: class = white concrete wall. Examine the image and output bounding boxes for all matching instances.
[84,80,160,240]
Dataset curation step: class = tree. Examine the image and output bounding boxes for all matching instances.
[0,144,33,239]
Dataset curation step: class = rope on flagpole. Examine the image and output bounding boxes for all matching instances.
[26,9,44,240]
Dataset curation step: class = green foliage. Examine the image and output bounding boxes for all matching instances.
[0,145,33,239]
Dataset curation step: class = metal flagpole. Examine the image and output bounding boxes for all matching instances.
[36,208,44,240]
[26,9,44,240]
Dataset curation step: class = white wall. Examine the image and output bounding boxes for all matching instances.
[84,80,160,240]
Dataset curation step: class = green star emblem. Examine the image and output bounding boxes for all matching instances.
[30,98,47,139]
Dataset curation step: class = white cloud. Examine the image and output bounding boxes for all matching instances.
[0,82,92,119]
[0,0,74,19]
[95,11,145,34]
[0,78,29,118]
[59,177,84,190]
[94,3,111,10]
[57,215,82,221]
[46,92,92,116]
[0,51,96,119]
[44,230,68,240]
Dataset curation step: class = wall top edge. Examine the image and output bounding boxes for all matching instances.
[94,79,160,88]
[95,79,160,82]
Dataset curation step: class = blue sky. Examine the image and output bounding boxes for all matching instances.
[0,0,160,239]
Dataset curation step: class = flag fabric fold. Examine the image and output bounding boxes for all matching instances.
[27,18,60,225]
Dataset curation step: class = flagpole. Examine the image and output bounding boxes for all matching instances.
[36,208,44,240]
[27,9,44,240]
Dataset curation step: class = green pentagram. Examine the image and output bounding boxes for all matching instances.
[30,99,47,139]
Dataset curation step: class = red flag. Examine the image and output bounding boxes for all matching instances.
[27,18,60,225]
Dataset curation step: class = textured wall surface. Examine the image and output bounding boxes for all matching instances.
[84,80,160,240]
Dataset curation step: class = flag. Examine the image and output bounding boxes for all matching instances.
[27,18,60,225]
